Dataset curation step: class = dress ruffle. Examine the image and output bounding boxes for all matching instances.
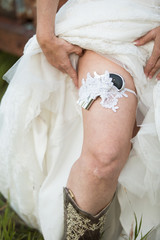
[0,0,160,239]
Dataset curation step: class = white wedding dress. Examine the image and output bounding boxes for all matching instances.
[0,0,160,239]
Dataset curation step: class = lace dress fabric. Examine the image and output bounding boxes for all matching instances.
[0,0,160,239]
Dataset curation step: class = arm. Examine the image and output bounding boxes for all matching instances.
[134,26,160,80]
[36,0,58,39]
[36,0,83,87]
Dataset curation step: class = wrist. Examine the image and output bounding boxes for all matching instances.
[36,29,56,47]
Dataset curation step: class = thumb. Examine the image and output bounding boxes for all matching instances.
[68,44,83,57]
[134,30,154,46]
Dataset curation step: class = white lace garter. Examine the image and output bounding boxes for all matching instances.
[77,70,137,112]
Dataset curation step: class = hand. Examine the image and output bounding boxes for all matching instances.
[134,26,160,80]
[37,34,83,88]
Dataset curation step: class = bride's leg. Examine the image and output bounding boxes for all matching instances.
[65,50,137,238]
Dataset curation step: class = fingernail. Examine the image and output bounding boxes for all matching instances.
[133,41,138,45]
[74,83,78,88]
[156,78,160,81]
[149,75,152,79]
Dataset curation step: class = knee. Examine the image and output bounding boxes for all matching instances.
[82,144,123,180]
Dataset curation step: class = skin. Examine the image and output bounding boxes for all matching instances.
[37,0,160,85]
[36,0,83,88]
[135,26,160,80]
[67,51,137,214]
[36,0,159,215]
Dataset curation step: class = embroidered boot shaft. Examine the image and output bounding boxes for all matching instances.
[63,187,115,240]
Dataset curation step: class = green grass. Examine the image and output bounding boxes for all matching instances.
[0,51,19,101]
[0,193,44,240]
[0,51,44,239]
[128,213,154,240]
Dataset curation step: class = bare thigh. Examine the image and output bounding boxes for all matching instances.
[77,50,137,173]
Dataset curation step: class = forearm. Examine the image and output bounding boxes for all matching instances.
[36,0,60,40]
[35,0,82,86]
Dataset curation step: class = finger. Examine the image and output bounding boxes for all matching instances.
[134,30,154,46]
[58,66,66,74]
[144,38,160,76]
[144,57,157,77]
[148,59,160,79]
[156,72,160,80]
[48,61,66,74]
[62,59,79,87]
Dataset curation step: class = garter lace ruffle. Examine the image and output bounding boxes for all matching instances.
[77,70,129,112]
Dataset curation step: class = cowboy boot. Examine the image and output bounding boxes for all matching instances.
[63,187,117,240]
